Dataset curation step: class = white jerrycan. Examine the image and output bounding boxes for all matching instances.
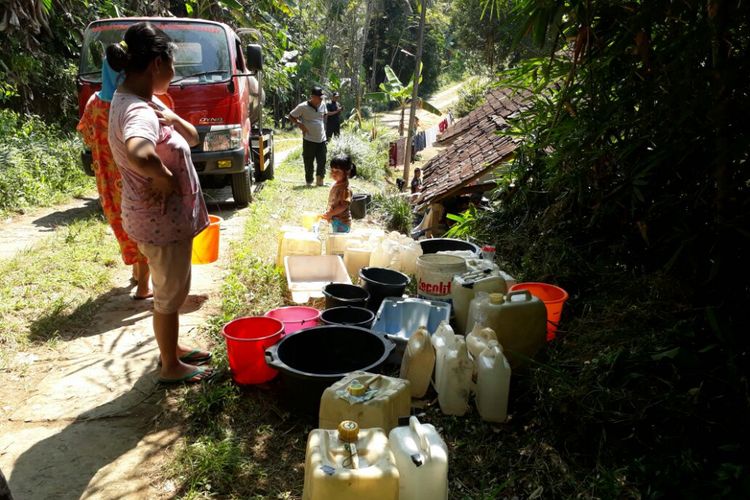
[431,321,457,392]
[303,421,400,500]
[399,327,436,398]
[466,324,498,360]
[388,416,449,500]
[437,337,473,416]
[475,340,511,423]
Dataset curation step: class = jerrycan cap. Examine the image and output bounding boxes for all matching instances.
[347,380,366,397]
[338,420,360,442]
[489,293,505,304]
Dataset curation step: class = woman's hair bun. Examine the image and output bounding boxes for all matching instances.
[105,43,130,72]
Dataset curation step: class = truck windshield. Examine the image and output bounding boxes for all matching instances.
[79,21,231,84]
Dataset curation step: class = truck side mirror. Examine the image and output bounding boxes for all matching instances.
[246,44,263,72]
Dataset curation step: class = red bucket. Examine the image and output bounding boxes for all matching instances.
[265,306,321,335]
[509,282,569,341]
[222,316,283,384]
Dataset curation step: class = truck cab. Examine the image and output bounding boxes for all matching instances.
[78,17,274,207]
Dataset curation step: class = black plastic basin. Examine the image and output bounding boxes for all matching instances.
[322,283,369,309]
[419,238,480,256]
[320,306,375,329]
[358,267,410,312]
[264,325,394,414]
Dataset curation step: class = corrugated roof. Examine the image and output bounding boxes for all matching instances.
[416,89,531,208]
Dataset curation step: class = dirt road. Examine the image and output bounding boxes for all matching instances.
[379,79,466,131]
[0,151,291,499]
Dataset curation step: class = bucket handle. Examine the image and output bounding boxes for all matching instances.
[375,332,397,354]
[264,344,284,370]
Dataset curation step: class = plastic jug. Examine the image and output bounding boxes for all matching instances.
[466,324,498,360]
[344,246,372,278]
[388,416,449,500]
[466,291,546,367]
[476,340,511,423]
[303,421,399,500]
[399,241,423,276]
[277,230,322,268]
[452,269,507,335]
[431,321,456,391]
[437,337,473,416]
[399,327,436,398]
[302,211,320,230]
[319,372,411,433]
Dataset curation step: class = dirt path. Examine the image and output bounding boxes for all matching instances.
[379,79,467,131]
[0,150,292,499]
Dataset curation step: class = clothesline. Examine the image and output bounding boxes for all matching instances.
[388,114,453,167]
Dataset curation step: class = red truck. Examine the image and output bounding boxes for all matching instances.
[77,17,274,206]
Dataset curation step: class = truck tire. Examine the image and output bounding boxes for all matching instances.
[231,169,252,207]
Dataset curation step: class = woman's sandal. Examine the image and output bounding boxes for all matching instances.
[157,350,213,367]
[158,366,215,385]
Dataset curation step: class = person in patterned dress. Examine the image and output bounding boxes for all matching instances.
[77,59,152,299]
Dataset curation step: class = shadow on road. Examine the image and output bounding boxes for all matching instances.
[8,375,179,500]
[31,198,100,230]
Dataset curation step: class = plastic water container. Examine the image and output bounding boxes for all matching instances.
[222,316,283,384]
[265,306,321,335]
[277,231,322,268]
[327,233,362,256]
[416,254,467,302]
[286,255,352,303]
[344,246,372,277]
[302,211,319,230]
[509,282,569,340]
[388,416,449,500]
[467,291,546,367]
[399,327,436,398]
[399,242,423,276]
[452,270,507,335]
[476,340,511,423]
[319,372,411,433]
[466,325,498,360]
[431,321,457,390]
[436,336,472,416]
[192,214,222,264]
[303,421,399,500]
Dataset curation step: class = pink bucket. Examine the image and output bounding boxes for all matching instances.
[264,306,321,335]
[509,282,569,341]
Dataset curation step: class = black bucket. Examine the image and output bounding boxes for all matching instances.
[322,283,370,309]
[419,238,481,256]
[264,325,395,414]
[320,306,376,329]
[359,267,410,312]
[350,193,371,220]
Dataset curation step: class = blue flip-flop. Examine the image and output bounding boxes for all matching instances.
[158,367,214,385]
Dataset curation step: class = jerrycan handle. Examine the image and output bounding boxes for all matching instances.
[507,290,532,302]
[409,416,431,459]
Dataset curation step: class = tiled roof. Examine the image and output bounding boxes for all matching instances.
[416,89,531,208]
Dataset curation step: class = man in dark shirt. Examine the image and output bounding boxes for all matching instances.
[325,91,343,139]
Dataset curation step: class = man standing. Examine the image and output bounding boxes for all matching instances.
[326,91,343,139]
[288,86,327,186]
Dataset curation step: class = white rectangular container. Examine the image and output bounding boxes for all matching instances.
[285,255,351,303]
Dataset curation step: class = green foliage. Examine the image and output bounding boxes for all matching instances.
[444,206,479,238]
[450,78,490,117]
[171,434,243,495]
[372,192,413,234]
[0,109,92,215]
[328,129,393,182]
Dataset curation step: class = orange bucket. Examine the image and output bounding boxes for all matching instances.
[192,215,222,264]
[509,282,569,341]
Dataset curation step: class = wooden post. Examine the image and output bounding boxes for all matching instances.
[402,0,427,189]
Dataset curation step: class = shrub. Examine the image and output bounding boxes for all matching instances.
[0,109,91,215]
[372,191,413,234]
[450,78,491,117]
[327,130,391,182]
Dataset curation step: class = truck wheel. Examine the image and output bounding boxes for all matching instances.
[231,170,252,207]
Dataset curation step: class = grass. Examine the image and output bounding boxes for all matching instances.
[0,211,121,368]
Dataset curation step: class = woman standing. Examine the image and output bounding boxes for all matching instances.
[106,22,212,383]
[77,59,151,299]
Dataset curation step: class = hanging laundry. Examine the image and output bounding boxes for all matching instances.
[395,137,407,165]
[438,119,448,133]
[389,141,398,166]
